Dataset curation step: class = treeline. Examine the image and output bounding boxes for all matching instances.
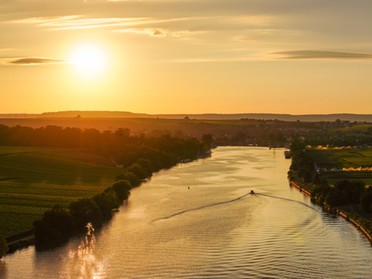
[0,125,211,165]
[288,143,372,212]
[1,118,371,149]
[0,124,211,250]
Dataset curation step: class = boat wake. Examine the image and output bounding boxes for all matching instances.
[151,191,253,223]
[257,193,318,211]
[152,190,318,223]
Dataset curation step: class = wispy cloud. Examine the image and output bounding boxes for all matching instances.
[9,14,214,43]
[168,55,264,63]
[4,1,372,64]
[5,57,65,66]
[9,15,208,31]
[274,50,372,60]
[0,48,15,52]
[115,28,167,37]
[9,16,145,30]
[115,27,207,38]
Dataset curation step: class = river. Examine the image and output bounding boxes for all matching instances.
[1,147,372,278]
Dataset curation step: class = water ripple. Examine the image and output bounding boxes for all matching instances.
[3,147,372,279]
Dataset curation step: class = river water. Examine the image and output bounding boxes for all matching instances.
[1,147,372,278]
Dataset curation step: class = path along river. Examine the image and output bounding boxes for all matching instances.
[1,147,372,278]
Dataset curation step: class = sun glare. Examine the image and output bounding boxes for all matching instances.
[69,44,108,78]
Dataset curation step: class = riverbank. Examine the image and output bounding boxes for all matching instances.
[5,230,34,254]
[4,149,212,255]
[289,179,372,246]
[289,180,311,197]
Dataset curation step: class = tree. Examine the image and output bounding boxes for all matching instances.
[0,235,8,258]
[93,190,120,220]
[69,198,104,229]
[325,189,348,208]
[361,191,372,213]
[202,134,213,150]
[128,163,147,179]
[34,206,75,249]
[290,139,305,156]
[112,180,132,200]
[137,158,154,177]
[34,220,65,250]
[122,172,141,187]
[312,173,322,185]
[335,180,366,204]
[43,206,75,238]
[303,169,313,183]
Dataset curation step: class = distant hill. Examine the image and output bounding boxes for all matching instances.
[0,113,39,119]
[0,111,371,122]
[39,111,151,118]
[156,113,372,122]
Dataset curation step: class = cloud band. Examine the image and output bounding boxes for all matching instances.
[274,50,372,60]
[7,57,65,65]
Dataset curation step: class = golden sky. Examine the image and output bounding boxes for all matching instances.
[1,0,372,114]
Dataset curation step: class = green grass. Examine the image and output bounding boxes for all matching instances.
[0,146,120,237]
[308,147,372,185]
[308,148,372,169]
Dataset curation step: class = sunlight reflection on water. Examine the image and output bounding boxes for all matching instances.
[2,147,372,278]
[61,223,107,279]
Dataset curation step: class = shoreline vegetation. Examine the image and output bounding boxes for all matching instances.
[0,124,212,255]
[287,141,372,246]
[289,180,372,245]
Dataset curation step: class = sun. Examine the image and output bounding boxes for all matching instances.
[69,43,108,78]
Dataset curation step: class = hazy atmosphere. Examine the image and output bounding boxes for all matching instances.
[1,0,372,114]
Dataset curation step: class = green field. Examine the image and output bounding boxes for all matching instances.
[0,146,120,237]
[308,147,372,185]
[308,148,372,169]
